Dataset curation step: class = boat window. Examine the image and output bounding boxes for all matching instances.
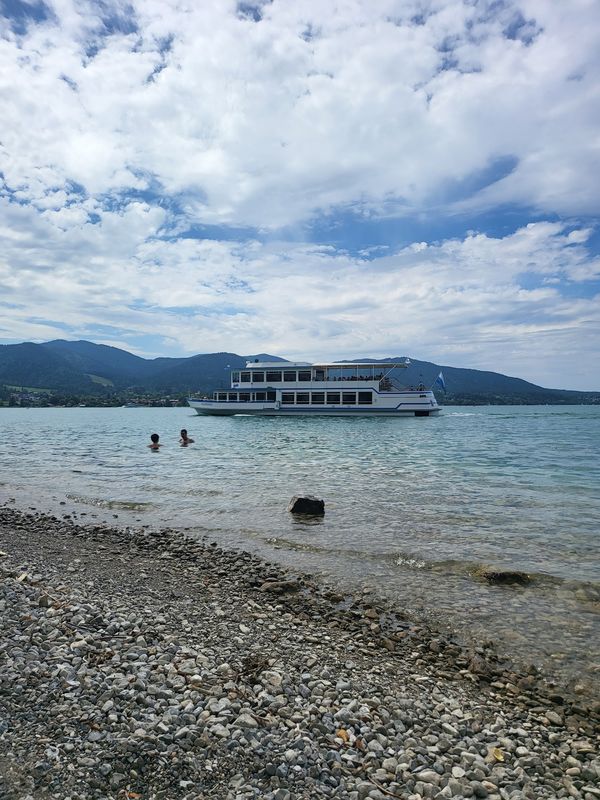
[326,392,341,404]
[283,370,297,382]
[266,390,276,401]
[314,369,325,381]
[228,393,238,401]
[255,391,266,401]
[239,392,250,402]
[231,372,240,383]
[252,371,265,382]
[358,392,372,405]
[342,392,356,404]
[266,370,282,382]
[420,394,427,398]
[311,392,325,404]
[217,393,228,401]
[327,367,342,381]
[240,371,251,382]
[296,392,310,403]
[298,370,312,382]
[281,392,294,404]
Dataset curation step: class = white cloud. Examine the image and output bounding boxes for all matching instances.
[1,0,599,224]
[0,196,598,388]
[1,0,599,390]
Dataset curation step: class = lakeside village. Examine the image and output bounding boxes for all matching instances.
[4,386,600,407]
[0,387,189,408]
[3,377,599,409]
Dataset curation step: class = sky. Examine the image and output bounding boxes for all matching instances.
[1,0,599,390]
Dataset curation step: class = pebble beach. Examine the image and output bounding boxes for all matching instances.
[0,505,598,800]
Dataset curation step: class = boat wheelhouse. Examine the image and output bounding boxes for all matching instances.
[188,360,441,417]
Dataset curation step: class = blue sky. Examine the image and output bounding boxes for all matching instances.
[0,0,599,389]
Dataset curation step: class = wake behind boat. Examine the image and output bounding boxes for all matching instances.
[188,360,441,417]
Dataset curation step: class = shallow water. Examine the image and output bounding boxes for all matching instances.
[1,405,599,690]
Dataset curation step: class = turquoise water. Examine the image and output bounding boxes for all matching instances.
[1,405,599,690]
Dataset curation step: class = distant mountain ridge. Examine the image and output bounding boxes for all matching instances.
[0,339,598,404]
[356,357,596,404]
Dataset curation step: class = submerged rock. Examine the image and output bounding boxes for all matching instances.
[259,579,300,594]
[287,495,325,515]
[474,567,531,586]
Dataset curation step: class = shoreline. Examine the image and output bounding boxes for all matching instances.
[3,484,599,698]
[1,505,598,799]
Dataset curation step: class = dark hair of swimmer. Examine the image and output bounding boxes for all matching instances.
[180,429,187,438]
[150,433,159,443]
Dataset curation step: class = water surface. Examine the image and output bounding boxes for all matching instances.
[1,405,598,691]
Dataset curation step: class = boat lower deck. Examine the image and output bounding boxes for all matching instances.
[188,401,440,417]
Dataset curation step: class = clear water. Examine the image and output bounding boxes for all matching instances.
[1,405,599,691]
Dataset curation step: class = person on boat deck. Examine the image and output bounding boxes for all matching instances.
[148,433,161,450]
[180,429,194,446]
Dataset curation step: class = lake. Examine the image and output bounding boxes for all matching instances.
[1,404,598,693]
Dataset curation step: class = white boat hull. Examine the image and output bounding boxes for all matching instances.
[188,395,440,417]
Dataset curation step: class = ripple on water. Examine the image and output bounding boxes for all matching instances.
[65,493,156,512]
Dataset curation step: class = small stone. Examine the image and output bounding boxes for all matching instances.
[262,670,283,688]
[442,722,458,736]
[417,770,441,785]
[234,713,258,728]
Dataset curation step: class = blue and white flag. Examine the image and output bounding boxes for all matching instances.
[434,371,446,391]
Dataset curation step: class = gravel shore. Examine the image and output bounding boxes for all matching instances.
[0,505,598,800]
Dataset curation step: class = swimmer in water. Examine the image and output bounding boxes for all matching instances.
[148,433,161,450]
[180,429,194,446]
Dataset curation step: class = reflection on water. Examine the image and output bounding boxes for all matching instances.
[0,404,599,690]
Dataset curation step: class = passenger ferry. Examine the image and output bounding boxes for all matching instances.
[188,360,441,417]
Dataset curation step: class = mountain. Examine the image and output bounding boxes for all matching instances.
[0,340,598,404]
[41,340,185,385]
[361,357,598,404]
[0,342,100,393]
[144,353,287,393]
[0,342,289,398]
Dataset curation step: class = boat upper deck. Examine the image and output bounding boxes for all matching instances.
[230,360,412,391]
[246,361,408,369]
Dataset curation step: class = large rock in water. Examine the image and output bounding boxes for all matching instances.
[287,495,325,516]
